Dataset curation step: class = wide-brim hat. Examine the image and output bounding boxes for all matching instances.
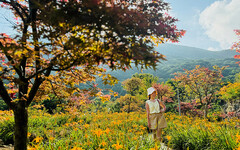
[147,87,156,96]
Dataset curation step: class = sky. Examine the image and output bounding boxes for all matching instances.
[166,0,240,51]
[0,0,240,51]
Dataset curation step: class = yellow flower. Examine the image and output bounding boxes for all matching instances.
[149,143,158,150]
[166,135,171,141]
[71,147,84,150]
[33,137,43,143]
[27,132,31,137]
[133,137,138,140]
[236,145,240,150]
[112,142,123,150]
[93,128,103,137]
[132,124,138,128]
[27,147,37,150]
[236,133,240,143]
[83,124,89,128]
[49,137,54,141]
[140,125,146,130]
[101,141,107,147]
[105,128,111,134]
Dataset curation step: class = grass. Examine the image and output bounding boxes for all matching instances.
[0,109,240,150]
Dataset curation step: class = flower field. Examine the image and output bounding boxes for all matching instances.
[165,113,240,150]
[0,109,240,150]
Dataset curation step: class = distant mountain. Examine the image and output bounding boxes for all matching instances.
[155,44,238,60]
[97,44,240,96]
[103,44,240,82]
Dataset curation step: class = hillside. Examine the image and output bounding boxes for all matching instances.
[156,44,238,60]
[96,44,240,95]
[105,44,240,81]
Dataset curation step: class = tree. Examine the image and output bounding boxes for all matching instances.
[152,82,175,112]
[132,73,159,97]
[167,79,190,102]
[232,29,240,65]
[122,77,143,96]
[174,65,224,118]
[152,82,174,101]
[0,0,184,149]
[179,101,202,117]
[65,94,92,114]
[121,77,143,112]
[235,73,240,83]
[219,82,240,114]
[132,73,159,87]
[116,94,142,113]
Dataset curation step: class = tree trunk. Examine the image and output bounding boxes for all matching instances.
[13,101,28,150]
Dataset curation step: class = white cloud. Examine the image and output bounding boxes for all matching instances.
[207,47,219,51]
[199,0,240,49]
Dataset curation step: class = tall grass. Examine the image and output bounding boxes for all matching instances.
[164,113,240,150]
[0,109,240,149]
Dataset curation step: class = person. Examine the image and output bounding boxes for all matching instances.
[145,87,167,142]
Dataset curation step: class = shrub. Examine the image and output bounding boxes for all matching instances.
[0,119,14,145]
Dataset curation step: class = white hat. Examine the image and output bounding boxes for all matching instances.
[147,87,156,96]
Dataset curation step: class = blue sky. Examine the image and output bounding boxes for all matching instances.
[166,0,240,51]
[0,0,239,51]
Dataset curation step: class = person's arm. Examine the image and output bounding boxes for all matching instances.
[160,101,166,113]
[146,102,151,128]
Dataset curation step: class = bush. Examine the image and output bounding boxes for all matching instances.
[0,119,14,145]
[0,99,9,111]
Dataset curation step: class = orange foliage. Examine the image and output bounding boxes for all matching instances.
[232,29,240,65]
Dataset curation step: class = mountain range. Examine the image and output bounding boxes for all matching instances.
[98,44,240,95]
[155,44,238,60]
[105,44,240,79]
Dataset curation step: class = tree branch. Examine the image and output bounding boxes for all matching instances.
[51,62,77,71]
[25,53,61,80]
[27,61,53,107]
[14,1,29,19]
[49,80,62,100]
[26,77,43,107]
[26,67,48,80]
[1,0,28,19]
[0,42,24,80]
[26,58,77,80]
[10,0,26,24]
[0,79,15,109]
